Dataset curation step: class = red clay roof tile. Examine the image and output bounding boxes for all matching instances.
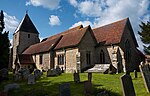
[54,26,90,50]
[18,54,34,64]
[93,18,128,45]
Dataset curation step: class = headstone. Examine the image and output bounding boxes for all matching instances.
[0,68,9,80]
[84,81,92,96]
[34,69,42,79]
[59,83,71,96]
[28,74,35,84]
[73,72,80,83]
[4,83,20,92]
[120,73,136,96]
[56,66,62,75]
[22,69,30,79]
[47,69,57,77]
[134,70,137,78]
[139,64,150,93]
[88,73,92,82]
[14,73,22,81]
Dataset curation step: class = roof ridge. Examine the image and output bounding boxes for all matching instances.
[93,18,128,30]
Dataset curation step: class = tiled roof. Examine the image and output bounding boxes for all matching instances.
[23,36,62,54]
[48,25,83,40]
[18,54,34,64]
[93,18,128,45]
[15,14,39,34]
[54,26,90,50]
[23,25,83,54]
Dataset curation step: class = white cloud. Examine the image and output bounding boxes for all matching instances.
[49,15,61,26]
[3,12,19,34]
[26,0,60,10]
[70,20,93,29]
[68,0,78,7]
[69,0,150,51]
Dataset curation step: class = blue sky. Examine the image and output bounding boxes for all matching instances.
[0,0,150,51]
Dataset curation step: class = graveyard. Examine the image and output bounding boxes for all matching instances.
[0,71,150,96]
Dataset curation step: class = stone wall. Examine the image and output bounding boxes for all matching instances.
[119,25,140,72]
[12,31,39,69]
[34,52,50,71]
[79,29,96,70]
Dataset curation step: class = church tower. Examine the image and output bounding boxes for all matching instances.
[12,13,40,69]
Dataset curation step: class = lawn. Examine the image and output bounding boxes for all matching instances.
[0,72,149,96]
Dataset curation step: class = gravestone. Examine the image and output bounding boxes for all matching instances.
[22,69,30,79]
[34,69,42,79]
[73,72,80,83]
[134,70,137,78]
[4,83,20,92]
[88,73,92,82]
[28,74,35,84]
[14,73,22,81]
[56,66,62,75]
[120,73,136,96]
[84,81,92,96]
[0,68,9,80]
[59,83,71,96]
[47,69,57,77]
[139,64,150,93]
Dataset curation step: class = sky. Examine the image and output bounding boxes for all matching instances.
[0,0,150,51]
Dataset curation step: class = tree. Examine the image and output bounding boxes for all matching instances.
[138,21,150,55]
[0,10,10,69]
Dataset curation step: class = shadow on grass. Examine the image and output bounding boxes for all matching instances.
[5,80,121,96]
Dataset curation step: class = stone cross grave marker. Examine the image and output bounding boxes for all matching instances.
[59,83,71,96]
[88,73,92,82]
[139,64,150,93]
[28,74,35,84]
[120,73,136,96]
[84,81,92,96]
[73,72,80,83]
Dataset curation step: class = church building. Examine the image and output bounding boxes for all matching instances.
[12,13,143,73]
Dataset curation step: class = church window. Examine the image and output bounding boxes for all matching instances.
[100,50,105,64]
[125,40,131,63]
[86,51,91,65]
[39,54,43,64]
[58,54,64,65]
[28,34,30,38]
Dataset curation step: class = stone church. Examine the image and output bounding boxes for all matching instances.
[12,13,144,73]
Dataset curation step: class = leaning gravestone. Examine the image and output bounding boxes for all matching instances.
[59,83,71,96]
[28,74,35,84]
[84,81,92,96]
[120,73,136,96]
[139,64,150,93]
[73,72,80,83]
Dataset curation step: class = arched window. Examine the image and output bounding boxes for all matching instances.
[125,40,131,63]
[100,50,105,64]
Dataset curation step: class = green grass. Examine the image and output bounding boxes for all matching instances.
[0,72,149,96]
